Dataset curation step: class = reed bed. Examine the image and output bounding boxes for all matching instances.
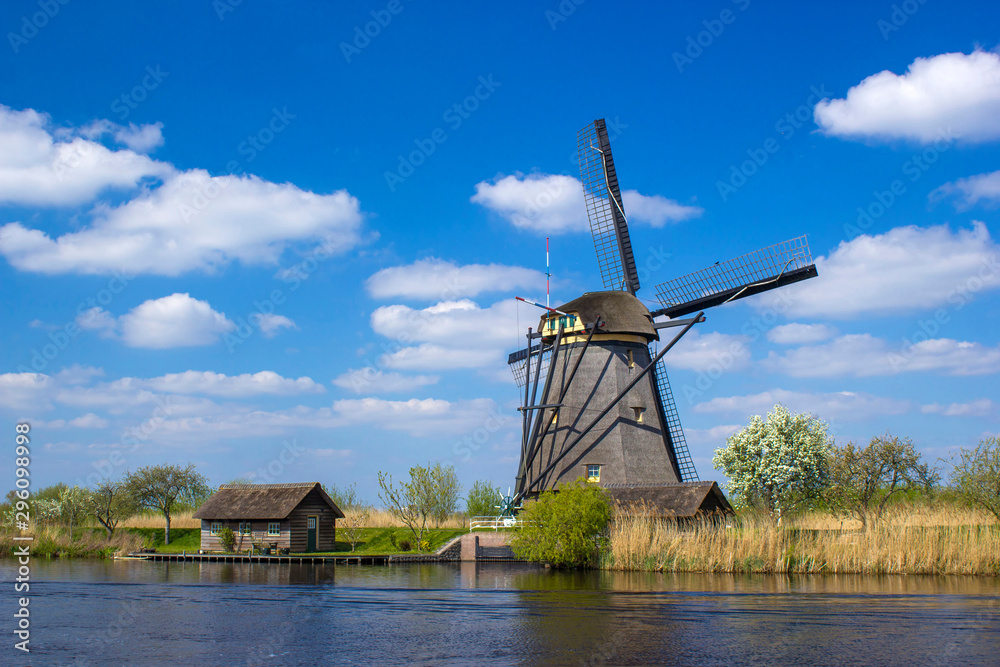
[0,525,144,558]
[604,507,1000,575]
[120,510,200,529]
[342,508,468,529]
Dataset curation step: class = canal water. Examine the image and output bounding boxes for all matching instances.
[2,559,998,666]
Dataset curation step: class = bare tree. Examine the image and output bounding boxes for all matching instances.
[88,481,137,537]
[127,463,209,545]
[826,433,938,529]
[340,507,370,552]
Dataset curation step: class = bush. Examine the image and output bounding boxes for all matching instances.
[398,539,412,551]
[218,527,236,552]
[951,436,1000,521]
[510,478,613,568]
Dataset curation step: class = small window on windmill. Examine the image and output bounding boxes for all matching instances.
[627,349,634,368]
[550,410,558,426]
[586,464,601,483]
[632,407,645,423]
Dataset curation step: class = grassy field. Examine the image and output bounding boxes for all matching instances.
[603,505,1000,575]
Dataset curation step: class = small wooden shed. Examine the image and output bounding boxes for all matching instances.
[193,482,344,553]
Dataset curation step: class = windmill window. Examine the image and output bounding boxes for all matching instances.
[551,411,558,425]
[632,407,645,423]
[627,349,634,368]
[586,464,601,483]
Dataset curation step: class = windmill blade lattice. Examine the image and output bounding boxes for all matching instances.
[652,235,817,319]
[508,344,551,389]
[578,120,640,294]
[649,349,699,482]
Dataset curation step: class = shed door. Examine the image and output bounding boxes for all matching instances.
[307,516,317,552]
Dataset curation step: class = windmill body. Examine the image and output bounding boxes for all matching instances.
[508,119,818,516]
[520,291,682,494]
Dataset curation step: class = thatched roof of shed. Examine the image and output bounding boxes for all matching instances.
[193,482,345,520]
[545,291,657,340]
[604,481,733,518]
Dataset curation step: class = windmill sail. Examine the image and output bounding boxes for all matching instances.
[507,344,550,389]
[652,235,817,319]
[650,351,699,482]
[578,119,640,295]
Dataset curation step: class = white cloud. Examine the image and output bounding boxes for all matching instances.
[75,307,118,338]
[365,258,545,300]
[684,424,742,445]
[763,334,1000,377]
[372,299,516,346]
[332,369,440,394]
[470,172,701,234]
[0,104,366,276]
[81,120,165,153]
[119,293,235,349]
[382,344,503,371]
[0,104,173,207]
[142,371,324,397]
[756,223,1000,318]
[0,170,364,276]
[143,397,502,440]
[0,372,52,411]
[922,399,997,417]
[664,330,751,372]
[621,190,703,227]
[814,50,1000,143]
[256,314,297,338]
[767,323,838,344]
[68,413,109,428]
[934,170,1000,209]
[694,389,911,422]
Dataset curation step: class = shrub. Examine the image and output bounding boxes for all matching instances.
[951,436,1000,521]
[218,527,236,552]
[398,539,412,551]
[510,478,613,568]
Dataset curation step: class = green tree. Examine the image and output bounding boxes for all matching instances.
[712,404,831,517]
[88,480,137,537]
[429,463,461,527]
[510,478,613,569]
[377,465,440,549]
[324,482,359,511]
[126,463,209,545]
[218,526,236,553]
[826,433,938,529]
[950,436,1000,521]
[60,485,91,540]
[466,480,502,518]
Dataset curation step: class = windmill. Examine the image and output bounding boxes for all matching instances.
[508,119,818,509]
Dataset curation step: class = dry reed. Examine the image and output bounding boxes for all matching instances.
[605,505,1000,575]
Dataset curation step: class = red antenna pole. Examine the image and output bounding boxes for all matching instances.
[546,237,550,309]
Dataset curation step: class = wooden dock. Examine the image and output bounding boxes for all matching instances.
[129,553,390,565]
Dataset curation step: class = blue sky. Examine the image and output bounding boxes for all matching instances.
[1,1,998,502]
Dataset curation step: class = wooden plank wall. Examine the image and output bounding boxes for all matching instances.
[287,488,337,552]
[199,520,291,552]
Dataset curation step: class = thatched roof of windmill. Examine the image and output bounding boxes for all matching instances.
[603,481,733,518]
[193,482,344,520]
[547,291,657,340]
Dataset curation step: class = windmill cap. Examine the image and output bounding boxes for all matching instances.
[543,291,657,340]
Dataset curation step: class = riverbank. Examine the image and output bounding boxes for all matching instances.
[603,510,1000,575]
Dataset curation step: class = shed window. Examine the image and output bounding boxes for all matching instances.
[238,522,251,535]
[268,522,281,536]
[632,407,645,423]
[587,464,601,483]
[210,522,222,536]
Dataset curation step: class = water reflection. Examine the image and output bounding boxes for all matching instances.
[2,559,997,666]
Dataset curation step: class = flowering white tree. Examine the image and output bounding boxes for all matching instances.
[712,404,831,516]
